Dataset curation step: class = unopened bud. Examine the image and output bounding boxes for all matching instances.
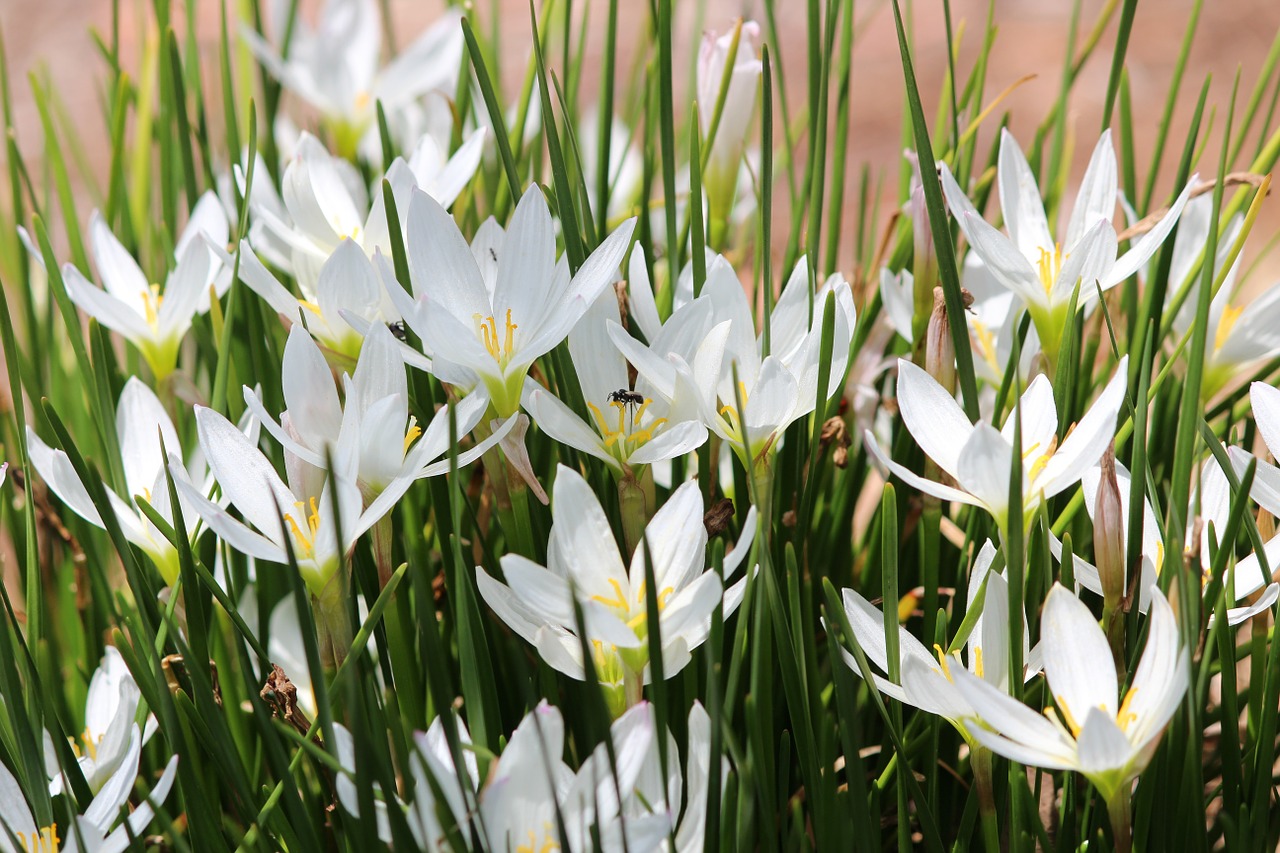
[925,287,969,395]
[1095,444,1126,607]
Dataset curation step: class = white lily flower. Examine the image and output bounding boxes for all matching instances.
[866,356,1128,537]
[63,194,229,379]
[950,583,1188,806]
[25,378,247,585]
[836,541,1035,733]
[1,740,178,853]
[940,130,1194,362]
[243,1,463,158]
[44,647,156,798]
[1168,196,1280,400]
[389,185,636,417]
[477,465,756,714]
[479,701,671,853]
[697,20,762,226]
[524,289,709,476]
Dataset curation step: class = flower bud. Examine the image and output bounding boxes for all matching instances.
[925,286,972,395]
[1094,443,1126,607]
[698,20,762,229]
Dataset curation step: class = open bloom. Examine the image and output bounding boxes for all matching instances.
[836,541,1035,733]
[951,583,1188,805]
[619,256,854,473]
[478,466,756,714]
[389,185,636,416]
[64,193,229,379]
[940,130,1194,362]
[1169,195,1280,400]
[867,357,1127,536]
[45,647,155,797]
[697,20,762,226]
[243,0,463,158]
[627,701,726,853]
[26,378,246,585]
[2,740,178,853]
[524,289,709,476]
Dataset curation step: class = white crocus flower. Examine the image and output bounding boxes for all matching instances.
[390,186,636,417]
[45,647,155,798]
[1,742,178,853]
[479,702,670,853]
[64,194,229,379]
[628,701,727,853]
[836,541,1035,732]
[940,129,1194,364]
[623,257,854,476]
[1169,196,1280,400]
[477,466,756,715]
[950,583,1188,809]
[243,1,462,158]
[697,20,762,229]
[524,289,709,477]
[866,357,1128,538]
[25,377,241,586]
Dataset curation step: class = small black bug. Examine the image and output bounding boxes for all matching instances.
[387,321,408,341]
[607,389,644,407]
[489,247,498,262]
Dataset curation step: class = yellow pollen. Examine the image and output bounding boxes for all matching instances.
[15,825,60,853]
[973,645,984,679]
[1116,686,1139,732]
[897,591,918,623]
[68,728,103,761]
[971,319,1000,373]
[403,421,422,454]
[473,309,519,366]
[515,824,560,853]
[1023,435,1058,482]
[586,397,666,453]
[284,497,322,558]
[933,643,956,683]
[1215,303,1244,352]
[354,91,371,112]
[140,283,164,327]
[718,381,751,427]
[1036,243,1067,296]
[299,300,324,317]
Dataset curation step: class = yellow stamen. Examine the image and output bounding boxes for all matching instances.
[403,420,422,455]
[973,645,984,679]
[284,497,322,558]
[299,300,324,317]
[1036,243,1067,296]
[1051,695,1083,738]
[68,728,103,762]
[590,577,629,611]
[1116,686,1139,732]
[933,643,955,682]
[1025,435,1059,482]
[1215,303,1244,353]
[473,309,519,367]
[515,824,560,853]
[971,319,1001,373]
[718,381,751,428]
[140,283,164,327]
[15,825,60,853]
[588,396,666,453]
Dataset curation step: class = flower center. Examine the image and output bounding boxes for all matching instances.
[970,318,1001,374]
[474,309,519,368]
[586,396,668,457]
[1036,243,1067,296]
[285,497,322,559]
[68,727,103,761]
[1021,435,1059,483]
[516,824,560,853]
[15,825,60,853]
[1116,686,1140,733]
[1046,695,1085,738]
[1215,303,1243,353]
[140,283,164,328]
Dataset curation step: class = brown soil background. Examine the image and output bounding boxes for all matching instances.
[2,0,1279,285]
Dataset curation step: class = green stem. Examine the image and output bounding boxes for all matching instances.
[970,743,1000,852]
[314,572,352,671]
[1107,785,1133,853]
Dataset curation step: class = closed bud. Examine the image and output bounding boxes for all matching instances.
[925,287,971,395]
[1095,442,1127,673]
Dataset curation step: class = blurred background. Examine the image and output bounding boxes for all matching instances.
[2,0,1279,285]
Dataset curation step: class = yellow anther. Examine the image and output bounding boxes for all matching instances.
[1215,303,1244,353]
[590,396,666,453]
[473,309,519,367]
[15,825,60,853]
[354,91,371,112]
[1023,436,1058,482]
[1036,243,1067,296]
[1116,686,1139,732]
[285,497,322,557]
[69,728,103,762]
[403,421,422,454]
[515,824,560,853]
[299,300,324,317]
[140,283,165,327]
[933,643,956,682]
[971,319,1000,373]
[973,645,985,679]
[590,577,629,611]
[897,591,919,623]
[1051,695,1083,738]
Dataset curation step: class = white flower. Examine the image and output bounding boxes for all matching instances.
[25,378,244,585]
[243,1,463,158]
[836,541,1034,733]
[388,186,636,417]
[1169,195,1280,400]
[478,701,671,853]
[523,289,709,476]
[477,466,755,714]
[866,357,1128,536]
[620,256,855,471]
[950,583,1188,805]
[44,647,155,798]
[1,740,178,853]
[63,193,229,379]
[697,21,762,222]
[940,129,1194,361]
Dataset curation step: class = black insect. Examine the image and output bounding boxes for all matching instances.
[608,389,644,408]
[488,247,498,262]
[387,321,408,341]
